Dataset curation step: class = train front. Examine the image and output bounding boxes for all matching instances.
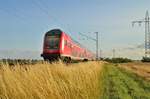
[41,29,63,61]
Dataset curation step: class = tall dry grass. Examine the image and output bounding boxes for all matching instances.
[0,61,102,99]
[119,62,150,80]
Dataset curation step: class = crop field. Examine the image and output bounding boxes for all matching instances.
[119,62,150,80]
[0,62,102,99]
[0,61,150,99]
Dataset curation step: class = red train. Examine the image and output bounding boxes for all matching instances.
[41,29,95,61]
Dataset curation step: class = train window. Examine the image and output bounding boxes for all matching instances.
[66,41,71,48]
[69,43,72,48]
[68,43,70,48]
[45,35,60,49]
[65,40,67,46]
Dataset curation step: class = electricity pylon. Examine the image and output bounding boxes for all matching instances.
[132,11,150,58]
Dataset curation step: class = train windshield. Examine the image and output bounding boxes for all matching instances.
[45,34,60,50]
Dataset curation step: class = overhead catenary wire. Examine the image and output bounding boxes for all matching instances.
[0,2,43,27]
[0,8,30,25]
[31,0,72,34]
[36,0,73,33]
[79,32,99,60]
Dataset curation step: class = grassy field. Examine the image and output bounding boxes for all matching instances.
[0,62,102,99]
[0,61,150,99]
[119,62,150,80]
[100,63,150,99]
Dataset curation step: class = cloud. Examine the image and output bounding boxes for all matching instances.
[122,43,144,50]
[136,44,144,49]
[101,44,144,60]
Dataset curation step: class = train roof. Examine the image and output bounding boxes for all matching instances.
[45,29,94,54]
[71,37,94,54]
[45,29,62,35]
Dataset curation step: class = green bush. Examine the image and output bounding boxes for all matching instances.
[0,59,43,66]
[104,58,132,63]
[141,57,150,62]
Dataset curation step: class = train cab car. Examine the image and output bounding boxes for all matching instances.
[41,29,63,60]
[41,29,95,61]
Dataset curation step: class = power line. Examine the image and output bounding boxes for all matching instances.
[31,0,72,33]
[31,0,50,17]
[99,49,102,58]
[79,33,96,41]
[0,3,40,27]
[79,32,99,60]
[0,8,29,25]
[112,49,116,58]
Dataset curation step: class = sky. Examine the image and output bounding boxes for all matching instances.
[0,0,150,59]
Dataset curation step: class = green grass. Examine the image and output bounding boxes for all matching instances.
[100,63,150,99]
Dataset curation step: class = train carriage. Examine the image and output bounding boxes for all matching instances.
[41,29,95,61]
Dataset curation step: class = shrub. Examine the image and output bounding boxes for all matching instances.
[104,57,132,63]
[141,57,150,62]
